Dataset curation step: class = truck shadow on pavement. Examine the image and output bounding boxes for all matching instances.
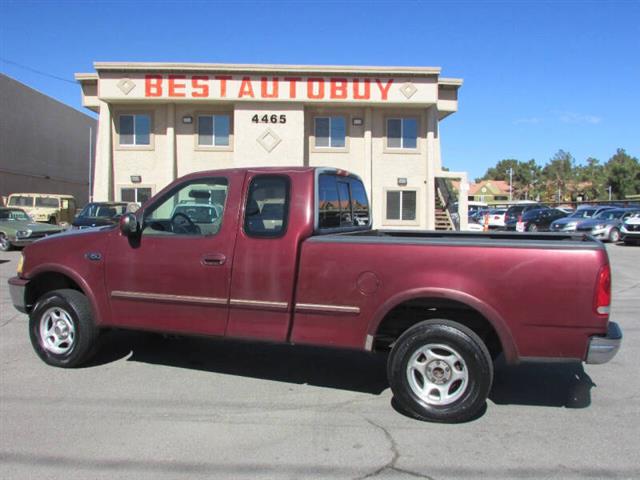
[90,330,596,410]
[490,359,596,409]
[91,330,390,395]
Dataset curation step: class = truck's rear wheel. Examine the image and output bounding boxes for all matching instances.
[29,289,98,368]
[387,319,493,423]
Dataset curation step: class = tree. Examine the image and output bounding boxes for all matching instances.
[604,149,640,200]
[478,159,542,201]
[542,150,577,201]
[575,157,606,200]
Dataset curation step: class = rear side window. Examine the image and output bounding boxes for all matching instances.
[36,197,59,208]
[318,173,370,230]
[244,176,289,238]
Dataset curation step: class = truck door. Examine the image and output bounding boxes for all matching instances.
[225,171,311,341]
[105,172,243,336]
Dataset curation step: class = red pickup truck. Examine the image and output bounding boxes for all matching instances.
[9,167,622,422]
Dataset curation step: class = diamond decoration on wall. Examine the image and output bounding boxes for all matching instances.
[117,78,136,95]
[399,82,418,99]
[257,128,282,153]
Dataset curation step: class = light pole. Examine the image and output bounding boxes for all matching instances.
[608,185,612,201]
[509,167,513,202]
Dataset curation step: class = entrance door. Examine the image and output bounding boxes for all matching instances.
[105,173,243,336]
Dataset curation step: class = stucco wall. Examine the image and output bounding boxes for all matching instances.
[0,73,96,204]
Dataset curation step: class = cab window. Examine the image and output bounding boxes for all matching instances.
[143,178,228,236]
[244,176,289,238]
[318,174,370,230]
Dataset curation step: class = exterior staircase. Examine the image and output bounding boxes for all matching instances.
[435,178,457,231]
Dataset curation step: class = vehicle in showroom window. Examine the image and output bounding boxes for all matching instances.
[7,167,622,423]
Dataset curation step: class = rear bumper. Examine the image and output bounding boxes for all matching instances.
[8,276,29,314]
[586,322,622,364]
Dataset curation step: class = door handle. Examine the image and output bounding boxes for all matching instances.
[201,253,226,266]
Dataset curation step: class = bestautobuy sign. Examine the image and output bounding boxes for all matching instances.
[100,73,438,104]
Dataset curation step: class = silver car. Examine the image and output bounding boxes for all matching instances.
[549,206,615,232]
[575,208,640,242]
[621,211,640,245]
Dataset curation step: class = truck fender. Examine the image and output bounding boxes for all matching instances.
[366,287,519,364]
[27,263,106,327]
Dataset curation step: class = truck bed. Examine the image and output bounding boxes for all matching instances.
[313,229,603,250]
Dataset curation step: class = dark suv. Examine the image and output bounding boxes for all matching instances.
[504,203,548,224]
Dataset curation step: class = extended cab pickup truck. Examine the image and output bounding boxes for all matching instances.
[8,167,622,422]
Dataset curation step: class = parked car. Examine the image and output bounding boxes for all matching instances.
[8,167,622,423]
[0,207,62,251]
[621,212,640,245]
[504,203,548,224]
[505,208,568,232]
[487,208,507,228]
[72,202,134,229]
[575,208,640,243]
[549,206,616,232]
[7,193,77,225]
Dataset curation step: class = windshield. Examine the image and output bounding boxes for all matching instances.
[79,203,127,218]
[8,196,34,207]
[570,208,596,218]
[0,209,32,222]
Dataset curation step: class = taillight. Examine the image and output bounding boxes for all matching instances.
[595,264,611,316]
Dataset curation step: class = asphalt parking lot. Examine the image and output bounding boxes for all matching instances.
[1,244,638,480]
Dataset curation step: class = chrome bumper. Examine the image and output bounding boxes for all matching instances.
[8,277,29,314]
[586,322,622,364]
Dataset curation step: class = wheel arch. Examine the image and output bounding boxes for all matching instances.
[25,265,103,326]
[367,288,519,364]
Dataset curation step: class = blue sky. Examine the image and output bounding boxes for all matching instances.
[1,0,638,180]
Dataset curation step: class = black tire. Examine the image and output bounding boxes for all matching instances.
[48,216,57,225]
[608,228,620,243]
[387,319,493,423]
[29,289,99,368]
[527,223,538,232]
[0,233,12,252]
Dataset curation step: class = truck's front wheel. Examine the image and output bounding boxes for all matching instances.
[388,319,493,423]
[29,289,99,368]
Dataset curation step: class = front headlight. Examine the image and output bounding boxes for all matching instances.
[17,254,24,275]
[16,230,32,238]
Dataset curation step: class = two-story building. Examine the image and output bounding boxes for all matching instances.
[76,62,468,229]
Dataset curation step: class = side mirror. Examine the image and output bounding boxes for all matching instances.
[119,213,139,237]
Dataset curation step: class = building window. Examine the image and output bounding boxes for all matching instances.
[119,114,151,146]
[314,116,346,148]
[197,114,230,147]
[387,118,417,149]
[386,190,416,221]
[121,187,153,204]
